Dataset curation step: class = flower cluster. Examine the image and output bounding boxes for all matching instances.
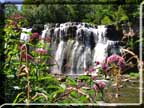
[30,32,40,44]
[18,44,33,61]
[31,32,40,40]
[8,14,24,21]
[6,14,24,31]
[101,63,107,71]
[93,81,106,91]
[21,53,33,61]
[35,48,47,55]
[85,54,125,78]
[85,61,105,75]
[106,54,125,68]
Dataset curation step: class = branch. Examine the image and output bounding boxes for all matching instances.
[53,86,93,102]
[31,92,48,101]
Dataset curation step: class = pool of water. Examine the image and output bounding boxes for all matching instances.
[104,75,141,103]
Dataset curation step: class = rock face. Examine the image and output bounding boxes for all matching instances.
[41,22,123,75]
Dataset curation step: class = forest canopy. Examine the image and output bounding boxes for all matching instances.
[20,0,140,26]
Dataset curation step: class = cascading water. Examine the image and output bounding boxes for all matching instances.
[40,22,123,75]
[20,28,32,42]
[92,25,108,63]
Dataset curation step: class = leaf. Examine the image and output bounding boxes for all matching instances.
[47,85,60,90]
[32,96,46,102]
[70,91,77,98]
[66,77,77,86]
[79,95,87,102]
[60,83,66,90]
[51,89,65,99]
[13,61,20,65]
[78,75,91,81]
[38,76,59,85]
[33,87,44,91]
[12,92,24,104]
[6,74,15,78]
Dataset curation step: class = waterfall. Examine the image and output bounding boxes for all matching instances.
[92,25,108,63]
[20,28,32,42]
[37,22,123,75]
[54,40,66,74]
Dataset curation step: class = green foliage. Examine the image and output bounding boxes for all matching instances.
[3,12,106,103]
[114,5,129,22]
[20,1,139,26]
[5,4,19,18]
[12,92,25,104]
[66,77,77,86]
[101,16,113,25]
[129,72,139,78]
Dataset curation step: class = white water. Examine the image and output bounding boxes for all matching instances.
[20,28,32,42]
[71,41,79,74]
[37,22,122,75]
[54,40,66,74]
[93,43,108,63]
[92,25,108,63]
[41,29,48,39]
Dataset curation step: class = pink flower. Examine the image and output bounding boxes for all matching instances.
[91,76,97,80]
[18,44,26,50]
[31,32,39,39]
[35,48,47,55]
[10,21,17,26]
[21,53,33,61]
[101,63,107,71]
[97,82,106,89]
[93,84,98,91]
[95,61,100,65]
[93,81,106,91]
[9,14,24,21]
[106,54,125,68]
[89,67,95,73]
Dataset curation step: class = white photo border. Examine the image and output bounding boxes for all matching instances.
[0,1,143,107]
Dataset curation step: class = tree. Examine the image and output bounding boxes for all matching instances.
[0,3,6,104]
[4,4,19,18]
[21,0,139,27]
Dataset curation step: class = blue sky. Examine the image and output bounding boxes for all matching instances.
[0,0,23,3]
[0,0,24,10]
[5,0,23,2]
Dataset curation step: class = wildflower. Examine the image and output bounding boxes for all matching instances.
[106,54,125,68]
[10,21,17,26]
[18,44,33,61]
[93,81,106,91]
[95,61,100,65]
[91,75,97,80]
[18,43,28,51]
[93,84,98,91]
[89,67,95,73]
[21,53,33,61]
[31,32,39,40]
[9,14,23,20]
[96,81,106,89]
[101,63,107,71]
[35,48,47,55]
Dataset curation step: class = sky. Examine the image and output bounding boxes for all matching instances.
[0,0,24,10]
[0,0,23,3]
[5,0,23,2]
